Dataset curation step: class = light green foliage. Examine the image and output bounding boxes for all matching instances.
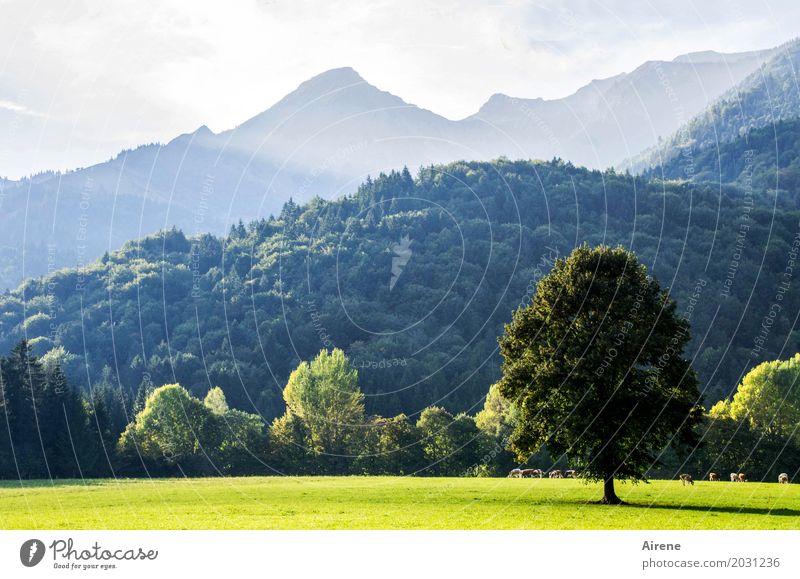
[282,349,364,457]
[475,382,518,440]
[119,384,209,464]
[39,346,81,378]
[204,386,230,415]
[711,354,800,439]
[119,383,265,474]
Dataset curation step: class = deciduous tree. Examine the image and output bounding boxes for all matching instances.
[496,245,702,503]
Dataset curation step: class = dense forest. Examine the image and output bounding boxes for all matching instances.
[1,158,800,425]
[646,118,800,193]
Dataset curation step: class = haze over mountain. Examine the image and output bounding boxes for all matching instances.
[465,47,778,168]
[0,44,783,290]
[628,39,800,175]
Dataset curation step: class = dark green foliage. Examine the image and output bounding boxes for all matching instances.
[0,341,104,478]
[0,339,499,479]
[496,246,703,502]
[416,406,492,476]
[652,415,800,483]
[3,158,800,425]
[3,156,800,481]
[647,118,800,198]
[353,414,424,475]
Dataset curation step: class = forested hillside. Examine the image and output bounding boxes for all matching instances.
[0,46,777,292]
[1,159,799,423]
[645,118,800,194]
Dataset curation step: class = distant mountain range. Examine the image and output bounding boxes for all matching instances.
[627,39,800,174]
[0,41,794,290]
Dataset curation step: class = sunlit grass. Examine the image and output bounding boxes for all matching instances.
[0,477,797,530]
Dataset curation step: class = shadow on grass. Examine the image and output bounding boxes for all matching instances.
[0,479,113,489]
[617,502,800,517]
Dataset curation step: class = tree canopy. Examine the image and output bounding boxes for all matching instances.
[280,349,365,471]
[496,245,703,503]
[710,354,800,440]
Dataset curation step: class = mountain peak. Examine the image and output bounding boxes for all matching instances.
[296,66,367,94]
[167,124,215,146]
[194,124,214,136]
[226,65,416,141]
[475,93,511,114]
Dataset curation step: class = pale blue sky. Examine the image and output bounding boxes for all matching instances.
[1,0,798,178]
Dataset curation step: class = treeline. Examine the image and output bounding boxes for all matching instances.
[0,344,514,478]
[3,341,798,480]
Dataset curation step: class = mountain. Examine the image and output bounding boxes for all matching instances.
[0,68,466,291]
[0,47,779,290]
[467,46,776,168]
[2,159,799,422]
[222,67,465,172]
[628,39,800,174]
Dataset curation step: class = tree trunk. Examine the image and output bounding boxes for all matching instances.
[601,476,623,504]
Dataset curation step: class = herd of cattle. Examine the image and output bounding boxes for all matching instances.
[507,468,576,478]
[679,472,791,485]
[509,469,792,484]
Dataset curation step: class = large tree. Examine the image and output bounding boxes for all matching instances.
[281,349,365,472]
[118,384,212,470]
[496,245,702,503]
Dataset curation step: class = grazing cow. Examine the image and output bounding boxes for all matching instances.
[730,473,738,482]
[709,472,719,482]
[521,469,538,478]
[779,473,789,484]
[549,469,563,479]
[564,470,577,478]
[738,473,747,482]
[508,469,523,478]
[680,474,694,486]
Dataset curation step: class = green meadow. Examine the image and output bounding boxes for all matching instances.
[0,477,798,530]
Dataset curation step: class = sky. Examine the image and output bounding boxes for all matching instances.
[1,0,798,179]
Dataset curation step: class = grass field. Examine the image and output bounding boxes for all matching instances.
[0,477,798,530]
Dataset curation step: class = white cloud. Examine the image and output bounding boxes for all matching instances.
[0,0,798,178]
[0,99,46,118]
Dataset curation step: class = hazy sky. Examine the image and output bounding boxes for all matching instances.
[1,0,798,179]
